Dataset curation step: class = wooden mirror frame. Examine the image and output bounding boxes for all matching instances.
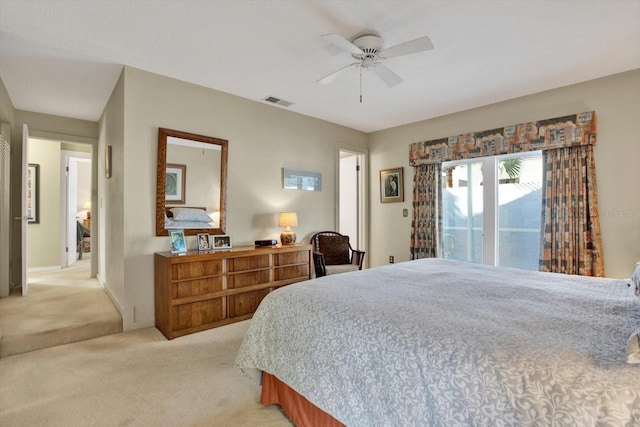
[156,128,228,236]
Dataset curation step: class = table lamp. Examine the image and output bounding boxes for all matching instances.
[278,212,298,245]
[83,200,92,220]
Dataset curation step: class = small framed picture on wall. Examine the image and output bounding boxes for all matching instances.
[380,167,404,203]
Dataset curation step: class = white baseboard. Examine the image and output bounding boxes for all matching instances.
[27,265,62,273]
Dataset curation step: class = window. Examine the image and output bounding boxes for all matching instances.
[442,152,543,270]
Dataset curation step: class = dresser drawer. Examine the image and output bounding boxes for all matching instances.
[228,254,270,272]
[275,250,309,266]
[171,259,223,280]
[275,264,309,281]
[228,289,270,318]
[172,298,225,332]
[172,276,224,299]
[228,270,270,289]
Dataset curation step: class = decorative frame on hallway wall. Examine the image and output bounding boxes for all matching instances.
[27,163,39,223]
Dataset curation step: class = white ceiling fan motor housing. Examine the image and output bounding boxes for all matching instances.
[352,35,384,68]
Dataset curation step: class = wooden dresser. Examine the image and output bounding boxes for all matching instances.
[154,244,311,339]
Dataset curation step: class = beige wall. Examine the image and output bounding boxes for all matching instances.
[368,69,640,278]
[99,71,125,317]
[0,77,13,297]
[0,77,14,126]
[106,66,368,329]
[27,138,61,269]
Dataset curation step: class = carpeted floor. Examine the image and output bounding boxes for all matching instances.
[0,320,293,427]
[0,255,122,357]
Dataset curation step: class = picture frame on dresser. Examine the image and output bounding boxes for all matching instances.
[197,233,211,251]
[169,230,187,254]
[213,235,232,249]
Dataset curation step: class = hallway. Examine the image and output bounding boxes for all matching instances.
[0,256,122,358]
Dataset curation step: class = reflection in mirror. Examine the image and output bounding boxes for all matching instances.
[156,128,228,236]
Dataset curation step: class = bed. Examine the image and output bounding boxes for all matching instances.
[235,258,640,426]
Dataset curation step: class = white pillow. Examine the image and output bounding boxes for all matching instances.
[169,208,212,223]
[632,262,640,299]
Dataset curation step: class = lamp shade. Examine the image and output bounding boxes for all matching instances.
[82,200,91,210]
[278,212,298,228]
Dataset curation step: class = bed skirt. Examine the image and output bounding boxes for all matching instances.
[261,372,345,427]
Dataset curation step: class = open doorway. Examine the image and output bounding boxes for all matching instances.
[25,138,93,283]
[338,147,367,264]
[63,152,92,269]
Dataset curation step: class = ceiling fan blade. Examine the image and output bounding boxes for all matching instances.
[372,63,403,87]
[316,62,359,85]
[380,36,434,59]
[321,33,363,55]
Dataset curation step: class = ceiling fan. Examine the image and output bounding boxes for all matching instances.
[317,33,434,101]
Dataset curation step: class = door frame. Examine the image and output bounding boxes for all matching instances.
[21,124,29,295]
[60,151,91,268]
[336,145,368,268]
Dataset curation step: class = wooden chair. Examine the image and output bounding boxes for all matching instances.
[77,221,91,260]
[310,231,365,278]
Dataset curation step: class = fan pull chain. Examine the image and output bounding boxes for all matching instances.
[359,66,363,103]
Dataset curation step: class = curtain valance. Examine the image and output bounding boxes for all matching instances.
[409,111,596,166]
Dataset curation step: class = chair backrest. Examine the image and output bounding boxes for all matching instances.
[310,231,352,265]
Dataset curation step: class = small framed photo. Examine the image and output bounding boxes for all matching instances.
[380,167,404,203]
[169,230,187,254]
[212,235,232,249]
[197,233,211,251]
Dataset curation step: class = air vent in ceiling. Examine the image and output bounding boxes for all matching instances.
[262,96,293,107]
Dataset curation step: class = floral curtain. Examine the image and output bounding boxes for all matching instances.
[539,145,605,276]
[408,111,604,275]
[410,163,442,260]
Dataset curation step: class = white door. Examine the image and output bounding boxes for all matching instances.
[66,158,79,266]
[0,124,10,297]
[338,148,367,254]
[339,153,359,246]
[21,124,28,296]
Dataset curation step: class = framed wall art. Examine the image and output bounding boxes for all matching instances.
[380,167,404,203]
[282,168,322,192]
[165,163,186,204]
[27,163,39,223]
[105,145,112,179]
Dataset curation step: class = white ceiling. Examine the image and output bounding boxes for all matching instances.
[1,0,639,133]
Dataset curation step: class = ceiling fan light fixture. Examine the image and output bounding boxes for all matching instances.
[317,32,434,93]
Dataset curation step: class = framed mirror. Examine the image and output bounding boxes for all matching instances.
[156,128,228,236]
